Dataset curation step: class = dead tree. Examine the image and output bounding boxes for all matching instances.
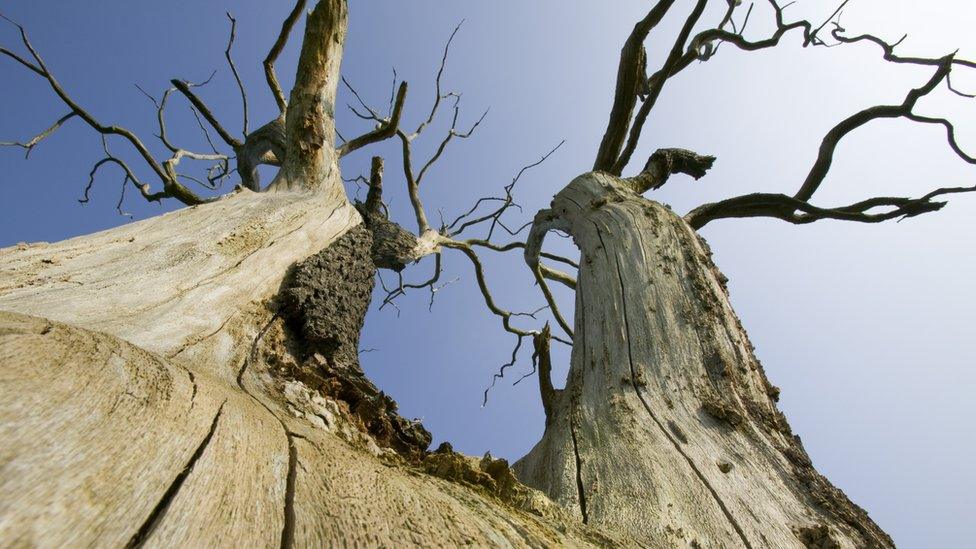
[0,1,972,547]
[512,2,975,547]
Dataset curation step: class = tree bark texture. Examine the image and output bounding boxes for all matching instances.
[268,0,347,197]
[514,172,893,549]
[0,0,900,545]
[0,190,611,547]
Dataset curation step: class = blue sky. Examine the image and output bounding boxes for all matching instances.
[1,2,974,546]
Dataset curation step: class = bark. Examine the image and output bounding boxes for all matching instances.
[0,1,900,546]
[514,172,893,548]
[268,0,347,197]
[0,168,612,549]
[0,2,615,546]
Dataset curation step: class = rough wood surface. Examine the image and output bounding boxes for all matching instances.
[0,189,356,380]
[0,190,613,548]
[515,172,893,549]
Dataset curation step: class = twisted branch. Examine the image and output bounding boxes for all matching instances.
[264,0,307,113]
[225,12,249,135]
[1,14,206,206]
[688,36,976,228]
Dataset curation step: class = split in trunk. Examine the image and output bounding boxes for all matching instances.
[515,172,893,548]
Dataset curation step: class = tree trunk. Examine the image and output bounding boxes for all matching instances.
[514,172,893,548]
[0,1,613,545]
[0,186,615,548]
[0,0,897,545]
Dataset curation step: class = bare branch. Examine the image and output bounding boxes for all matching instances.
[593,0,678,172]
[225,12,249,135]
[531,263,573,340]
[464,239,578,272]
[342,75,385,121]
[448,140,565,238]
[1,14,205,205]
[0,112,75,158]
[794,58,953,202]
[810,0,852,44]
[172,78,243,150]
[413,20,465,138]
[443,240,540,342]
[392,101,489,234]
[387,67,399,116]
[829,24,976,70]
[483,335,526,407]
[379,253,443,311]
[524,209,574,339]
[688,52,976,228]
[396,129,430,233]
[337,81,408,158]
[0,45,42,76]
[80,137,167,207]
[532,325,560,427]
[264,0,307,113]
[416,98,488,185]
[686,186,976,228]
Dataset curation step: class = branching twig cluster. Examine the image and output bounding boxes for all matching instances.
[683,3,976,228]
[582,1,975,227]
[0,0,410,209]
[0,13,210,206]
[337,22,580,403]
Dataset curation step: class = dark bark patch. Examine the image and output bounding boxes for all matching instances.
[793,524,841,549]
[280,225,375,367]
[700,396,744,428]
[356,202,419,271]
[277,225,432,459]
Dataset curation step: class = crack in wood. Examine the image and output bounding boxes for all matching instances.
[182,366,197,411]
[235,311,300,549]
[569,295,589,524]
[281,434,298,549]
[613,252,753,549]
[167,313,238,360]
[569,423,589,524]
[125,400,226,548]
[237,313,281,388]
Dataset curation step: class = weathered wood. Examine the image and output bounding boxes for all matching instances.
[0,308,611,547]
[269,0,347,196]
[515,172,893,548]
[0,190,358,380]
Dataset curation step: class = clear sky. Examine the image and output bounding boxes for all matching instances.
[1,1,974,546]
